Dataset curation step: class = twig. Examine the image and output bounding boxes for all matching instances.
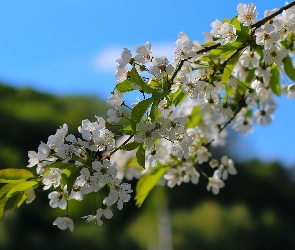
[251,1,295,29]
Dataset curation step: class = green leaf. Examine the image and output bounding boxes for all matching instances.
[0,169,34,183]
[61,173,69,188]
[210,41,243,59]
[231,15,241,31]
[150,99,159,122]
[232,15,251,42]
[245,68,255,86]
[170,88,187,106]
[152,88,166,99]
[42,161,76,176]
[130,97,154,130]
[67,169,81,194]
[120,142,141,151]
[135,166,167,206]
[221,50,243,84]
[0,183,19,200]
[136,143,146,168]
[283,55,295,82]
[61,166,79,189]
[0,197,10,221]
[120,124,134,135]
[224,18,231,23]
[45,161,75,169]
[186,105,202,129]
[115,79,134,93]
[6,181,38,198]
[130,67,153,94]
[16,194,27,208]
[270,65,281,96]
[1,193,23,221]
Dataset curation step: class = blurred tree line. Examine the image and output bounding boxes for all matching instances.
[0,83,295,250]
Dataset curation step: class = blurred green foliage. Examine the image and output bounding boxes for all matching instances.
[0,83,295,250]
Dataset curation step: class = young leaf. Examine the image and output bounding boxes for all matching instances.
[210,41,243,59]
[1,193,23,221]
[45,161,75,169]
[61,173,69,188]
[135,166,167,207]
[0,183,19,200]
[283,55,295,82]
[244,68,255,86]
[270,65,281,96]
[120,124,134,135]
[130,97,154,130]
[16,194,27,208]
[5,181,38,198]
[186,105,202,128]
[41,162,76,176]
[0,169,34,183]
[130,67,153,94]
[0,197,10,221]
[67,170,81,194]
[115,79,134,93]
[170,88,188,106]
[150,99,159,122]
[221,50,243,84]
[61,167,79,189]
[120,142,141,151]
[231,15,241,31]
[136,143,146,168]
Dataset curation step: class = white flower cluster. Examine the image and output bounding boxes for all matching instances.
[25,1,295,232]
[27,117,132,232]
[108,2,295,197]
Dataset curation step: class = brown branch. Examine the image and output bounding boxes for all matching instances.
[205,97,247,147]
[251,1,295,29]
[170,43,222,82]
[171,1,295,82]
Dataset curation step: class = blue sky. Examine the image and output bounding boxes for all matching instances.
[0,0,294,166]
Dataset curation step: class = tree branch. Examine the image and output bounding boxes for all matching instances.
[251,1,295,29]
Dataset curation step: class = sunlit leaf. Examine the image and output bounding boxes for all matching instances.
[210,41,243,59]
[170,88,187,106]
[120,124,134,135]
[1,194,23,221]
[135,166,167,207]
[231,15,241,31]
[120,142,141,151]
[150,99,159,122]
[0,183,19,200]
[61,167,79,189]
[5,181,38,198]
[0,169,34,183]
[67,170,81,194]
[222,50,243,84]
[16,194,27,208]
[130,97,154,130]
[130,67,153,93]
[136,143,146,168]
[115,79,134,93]
[0,197,9,221]
[283,55,295,82]
[186,105,202,129]
[270,65,281,96]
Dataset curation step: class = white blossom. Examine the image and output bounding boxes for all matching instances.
[53,217,74,232]
[134,41,152,64]
[42,168,62,190]
[207,170,225,195]
[217,156,237,180]
[116,48,132,68]
[237,3,258,26]
[164,168,183,188]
